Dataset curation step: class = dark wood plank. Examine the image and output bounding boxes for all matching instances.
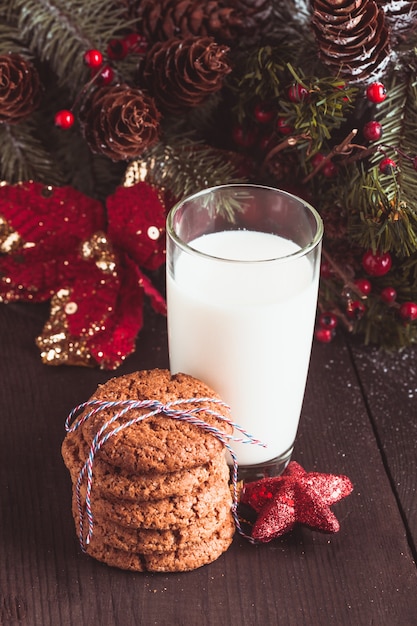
[1,303,416,625]
[348,340,417,550]
[293,336,417,624]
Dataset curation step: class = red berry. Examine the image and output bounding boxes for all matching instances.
[346,300,366,320]
[83,49,103,68]
[311,152,326,168]
[363,120,382,142]
[288,83,309,102]
[54,109,75,129]
[379,157,397,174]
[315,327,334,343]
[322,160,338,178]
[97,65,114,85]
[362,249,392,277]
[254,102,274,124]
[124,33,148,54]
[335,83,350,102]
[320,259,333,279]
[318,312,338,330]
[276,117,293,135]
[366,82,387,103]
[107,38,128,60]
[232,124,258,148]
[399,301,417,321]
[380,287,397,304]
[124,33,140,47]
[258,135,273,153]
[354,278,372,295]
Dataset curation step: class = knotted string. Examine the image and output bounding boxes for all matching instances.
[66,397,266,550]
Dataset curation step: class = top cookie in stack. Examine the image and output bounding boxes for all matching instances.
[62,369,236,572]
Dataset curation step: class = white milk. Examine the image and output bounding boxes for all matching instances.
[167,230,319,466]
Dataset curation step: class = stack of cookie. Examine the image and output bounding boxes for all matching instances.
[62,369,236,572]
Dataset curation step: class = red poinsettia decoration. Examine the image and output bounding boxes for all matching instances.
[0,180,171,368]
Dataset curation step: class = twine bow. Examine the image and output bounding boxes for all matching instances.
[66,397,266,550]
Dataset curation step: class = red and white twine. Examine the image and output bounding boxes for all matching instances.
[65,397,266,550]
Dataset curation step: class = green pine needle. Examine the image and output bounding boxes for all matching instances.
[347,166,417,257]
[8,0,133,95]
[137,137,246,219]
[345,74,417,258]
[0,120,63,185]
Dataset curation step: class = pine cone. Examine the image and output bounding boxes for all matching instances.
[311,0,391,83]
[136,0,249,43]
[376,0,417,42]
[141,36,231,114]
[0,54,41,124]
[79,84,161,161]
[233,0,274,34]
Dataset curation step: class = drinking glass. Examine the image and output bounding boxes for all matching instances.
[166,184,323,479]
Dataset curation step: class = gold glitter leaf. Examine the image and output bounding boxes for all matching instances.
[80,231,117,274]
[0,216,22,253]
[123,159,149,187]
[36,289,95,367]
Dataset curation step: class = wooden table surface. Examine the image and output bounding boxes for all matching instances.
[1,300,416,626]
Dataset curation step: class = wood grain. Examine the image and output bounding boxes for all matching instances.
[0,302,416,625]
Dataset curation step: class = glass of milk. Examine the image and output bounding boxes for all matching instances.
[166,184,323,480]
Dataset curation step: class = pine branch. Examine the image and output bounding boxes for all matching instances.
[0,120,64,185]
[280,68,357,157]
[345,74,417,257]
[347,166,417,256]
[124,137,246,207]
[266,0,312,44]
[369,74,417,189]
[400,252,417,287]
[8,0,134,95]
[303,129,358,183]
[227,45,287,120]
[228,47,356,155]
[0,7,26,54]
[355,294,417,349]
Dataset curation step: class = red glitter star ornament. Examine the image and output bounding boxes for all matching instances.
[241,461,353,542]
